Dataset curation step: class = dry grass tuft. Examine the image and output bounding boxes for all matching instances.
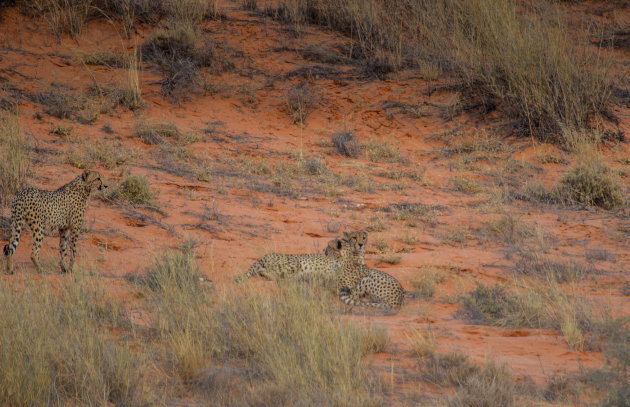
[458,280,613,351]
[448,360,516,407]
[271,0,613,140]
[66,139,131,170]
[0,272,144,406]
[142,245,385,404]
[0,109,29,206]
[286,82,319,125]
[411,266,445,298]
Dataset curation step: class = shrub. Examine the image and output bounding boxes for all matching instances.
[448,360,516,407]
[364,140,401,163]
[141,27,217,100]
[423,352,480,386]
[0,110,29,205]
[286,82,319,125]
[411,267,445,298]
[104,175,152,204]
[332,130,361,158]
[135,120,181,144]
[552,158,625,210]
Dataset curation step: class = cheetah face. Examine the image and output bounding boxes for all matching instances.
[343,230,367,252]
[82,170,107,191]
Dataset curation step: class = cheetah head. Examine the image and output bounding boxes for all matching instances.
[324,238,349,259]
[343,230,367,252]
[82,170,106,192]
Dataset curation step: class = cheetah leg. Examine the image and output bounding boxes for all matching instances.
[59,228,70,273]
[30,225,43,273]
[234,259,265,283]
[4,216,24,274]
[258,264,276,280]
[68,227,80,272]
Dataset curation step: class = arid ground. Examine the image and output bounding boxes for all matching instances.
[0,0,629,406]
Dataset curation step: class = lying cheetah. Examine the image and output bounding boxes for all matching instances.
[335,230,404,309]
[4,170,106,274]
[234,238,352,283]
[339,268,404,309]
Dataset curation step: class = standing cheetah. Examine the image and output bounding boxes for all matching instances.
[234,238,353,283]
[4,170,106,274]
[334,230,404,309]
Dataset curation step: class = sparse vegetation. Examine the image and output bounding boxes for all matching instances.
[66,140,131,169]
[407,326,436,359]
[514,254,601,283]
[141,24,221,100]
[32,83,86,120]
[423,352,480,386]
[379,253,402,265]
[443,228,469,246]
[0,110,29,205]
[448,360,516,407]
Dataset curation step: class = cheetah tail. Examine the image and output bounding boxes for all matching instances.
[4,214,24,257]
[234,259,262,283]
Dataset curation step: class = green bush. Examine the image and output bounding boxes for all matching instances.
[105,175,153,204]
[552,159,625,210]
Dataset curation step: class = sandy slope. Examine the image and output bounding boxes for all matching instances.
[0,2,629,403]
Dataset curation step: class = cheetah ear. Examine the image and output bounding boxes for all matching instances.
[82,170,90,181]
[337,239,342,249]
[343,231,350,238]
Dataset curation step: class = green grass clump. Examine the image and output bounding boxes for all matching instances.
[552,158,625,210]
[104,175,153,204]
